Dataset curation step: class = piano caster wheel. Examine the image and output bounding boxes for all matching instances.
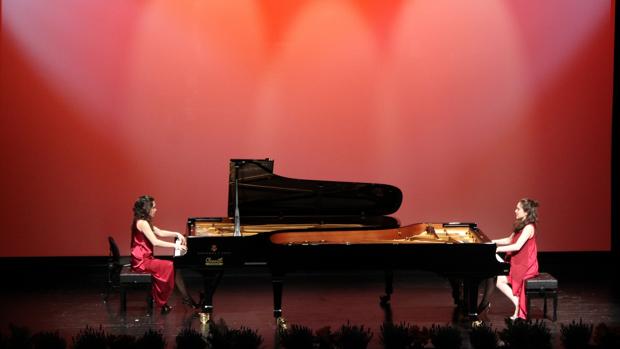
[276,317,288,331]
[199,312,210,324]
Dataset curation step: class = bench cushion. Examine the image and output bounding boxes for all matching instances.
[120,265,152,284]
[525,272,558,290]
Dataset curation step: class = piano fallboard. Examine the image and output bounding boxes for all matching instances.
[176,217,398,268]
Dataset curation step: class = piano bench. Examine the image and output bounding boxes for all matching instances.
[119,266,153,315]
[525,272,558,321]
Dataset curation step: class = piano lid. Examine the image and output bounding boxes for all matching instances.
[227,159,403,218]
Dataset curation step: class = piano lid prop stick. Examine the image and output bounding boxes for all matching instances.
[233,164,241,237]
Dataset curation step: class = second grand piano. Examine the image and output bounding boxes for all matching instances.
[174,159,508,323]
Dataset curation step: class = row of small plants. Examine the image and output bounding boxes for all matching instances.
[1,319,619,349]
[0,320,264,349]
[0,323,216,349]
[279,319,620,349]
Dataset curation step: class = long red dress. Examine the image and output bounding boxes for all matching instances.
[130,221,175,307]
[506,224,539,319]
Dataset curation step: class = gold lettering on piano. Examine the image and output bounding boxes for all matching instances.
[205,257,224,266]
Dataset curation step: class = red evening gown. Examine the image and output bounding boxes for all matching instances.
[506,224,539,319]
[130,222,175,307]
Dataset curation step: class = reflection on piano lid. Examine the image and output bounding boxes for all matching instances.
[185,158,403,236]
[226,159,403,220]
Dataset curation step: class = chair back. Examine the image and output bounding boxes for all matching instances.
[107,236,122,285]
[108,236,121,262]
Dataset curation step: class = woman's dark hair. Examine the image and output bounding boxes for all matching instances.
[513,198,539,232]
[131,195,155,246]
[133,195,155,223]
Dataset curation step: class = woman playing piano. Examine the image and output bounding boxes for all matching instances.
[493,198,540,320]
[131,195,190,314]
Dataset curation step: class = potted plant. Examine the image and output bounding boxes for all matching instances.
[31,331,66,349]
[379,321,428,349]
[279,324,314,349]
[176,327,206,349]
[72,326,107,349]
[135,329,165,349]
[560,319,592,349]
[429,324,462,349]
[469,322,498,349]
[498,318,551,349]
[332,322,373,349]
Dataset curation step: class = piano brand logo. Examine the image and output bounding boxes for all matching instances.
[205,257,224,266]
[211,244,218,252]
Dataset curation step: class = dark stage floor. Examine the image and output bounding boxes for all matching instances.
[1,266,619,348]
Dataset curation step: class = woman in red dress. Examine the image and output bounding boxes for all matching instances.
[131,195,187,314]
[494,198,539,320]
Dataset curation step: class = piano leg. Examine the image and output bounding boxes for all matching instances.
[272,271,288,330]
[463,278,481,319]
[448,277,463,307]
[199,269,224,322]
[272,272,284,319]
[380,269,393,307]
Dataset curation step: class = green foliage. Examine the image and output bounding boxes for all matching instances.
[279,324,314,349]
[72,326,107,349]
[469,322,498,349]
[332,322,373,349]
[498,318,551,349]
[175,328,206,349]
[560,319,592,349]
[31,331,66,349]
[379,321,428,349]
[429,324,462,349]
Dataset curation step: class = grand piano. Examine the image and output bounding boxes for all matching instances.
[174,159,509,324]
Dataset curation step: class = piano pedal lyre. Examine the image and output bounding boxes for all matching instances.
[471,320,484,328]
[199,312,210,324]
[276,317,288,331]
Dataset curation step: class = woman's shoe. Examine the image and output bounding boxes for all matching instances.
[477,301,491,322]
[182,297,199,309]
[505,316,515,323]
[161,304,173,315]
[505,315,520,323]
[477,301,491,314]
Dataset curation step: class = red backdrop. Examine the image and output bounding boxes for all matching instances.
[0,1,613,256]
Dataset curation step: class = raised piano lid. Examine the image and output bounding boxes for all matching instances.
[224,159,403,226]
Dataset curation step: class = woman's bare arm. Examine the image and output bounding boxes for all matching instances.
[137,220,181,249]
[496,225,534,253]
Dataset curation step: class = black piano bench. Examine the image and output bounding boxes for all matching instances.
[525,272,558,321]
[119,265,153,315]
